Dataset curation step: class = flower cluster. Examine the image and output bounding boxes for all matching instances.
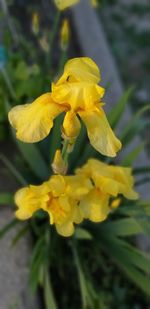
[8,57,121,157]
[15,159,138,237]
[8,56,138,237]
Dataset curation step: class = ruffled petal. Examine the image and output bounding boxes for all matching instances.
[65,175,92,199]
[79,107,122,157]
[15,187,39,220]
[56,57,101,84]
[52,82,104,111]
[79,189,109,223]
[8,93,64,143]
[108,166,139,200]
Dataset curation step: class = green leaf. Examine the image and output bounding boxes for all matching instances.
[101,218,143,236]
[44,271,57,309]
[16,141,49,180]
[29,235,46,292]
[73,245,94,308]
[121,143,145,166]
[0,218,18,239]
[0,192,13,205]
[12,224,29,246]
[133,166,150,175]
[98,233,150,296]
[120,105,150,146]
[0,154,27,185]
[108,86,134,128]
[75,227,93,240]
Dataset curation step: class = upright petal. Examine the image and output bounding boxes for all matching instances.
[56,57,101,84]
[79,107,122,157]
[8,93,64,143]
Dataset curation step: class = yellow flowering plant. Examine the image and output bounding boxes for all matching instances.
[0,2,150,308]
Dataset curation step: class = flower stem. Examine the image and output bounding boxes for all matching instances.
[1,67,16,100]
[47,10,61,78]
[62,139,70,165]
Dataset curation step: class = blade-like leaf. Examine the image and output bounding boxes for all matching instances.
[0,154,27,185]
[120,105,150,146]
[16,141,49,181]
[0,192,13,205]
[121,143,145,166]
[108,86,135,128]
[0,218,18,238]
[75,227,93,240]
[44,271,57,309]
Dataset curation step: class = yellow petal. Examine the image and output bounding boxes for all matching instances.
[48,175,66,196]
[79,108,122,157]
[79,189,109,223]
[56,57,101,84]
[52,82,104,111]
[54,0,79,10]
[63,111,81,138]
[110,198,121,209]
[15,184,49,220]
[56,221,74,237]
[8,93,64,143]
[77,159,138,200]
[108,165,139,200]
[65,175,92,199]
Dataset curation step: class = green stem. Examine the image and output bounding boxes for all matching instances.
[47,10,61,78]
[61,139,70,165]
[1,67,17,100]
[58,49,68,75]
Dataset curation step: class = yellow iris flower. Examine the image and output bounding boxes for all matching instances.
[9,57,121,157]
[54,0,79,10]
[76,159,138,223]
[15,174,91,237]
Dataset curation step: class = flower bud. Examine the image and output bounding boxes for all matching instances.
[60,19,70,50]
[110,198,121,209]
[31,12,39,36]
[62,111,81,140]
[52,150,68,175]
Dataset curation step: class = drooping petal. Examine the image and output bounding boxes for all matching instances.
[79,107,122,157]
[79,189,109,223]
[54,0,79,10]
[56,57,101,84]
[15,184,49,220]
[52,82,104,111]
[8,93,64,143]
[56,221,74,237]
